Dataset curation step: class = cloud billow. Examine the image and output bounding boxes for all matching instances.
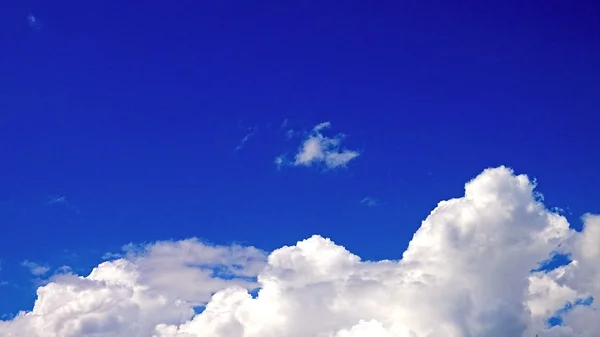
[1,166,600,337]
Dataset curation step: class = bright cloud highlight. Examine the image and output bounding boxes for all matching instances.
[2,166,600,337]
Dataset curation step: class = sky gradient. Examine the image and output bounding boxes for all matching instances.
[1,1,599,335]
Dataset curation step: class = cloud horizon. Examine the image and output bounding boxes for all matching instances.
[1,166,599,337]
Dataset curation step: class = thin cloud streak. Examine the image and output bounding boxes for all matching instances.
[235,127,257,152]
[47,195,80,213]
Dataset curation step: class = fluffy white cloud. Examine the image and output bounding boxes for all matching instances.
[0,239,266,337]
[2,166,600,337]
[279,121,359,169]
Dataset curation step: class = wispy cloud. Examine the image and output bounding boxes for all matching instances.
[21,260,50,276]
[235,127,257,152]
[47,195,80,213]
[280,119,300,140]
[27,13,41,30]
[55,265,73,274]
[313,121,331,132]
[285,129,297,139]
[278,121,359,169]
[360,197,379,207]
[0,260,9,286]
[48,196,67,205]
[101,252,124,260]
[274,155,286,170]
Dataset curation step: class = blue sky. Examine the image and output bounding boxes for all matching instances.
[1,1,599,320]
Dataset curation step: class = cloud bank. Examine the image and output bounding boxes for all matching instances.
[2,166,600,337]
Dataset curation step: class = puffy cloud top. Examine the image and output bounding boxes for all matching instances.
[2,166,599,337]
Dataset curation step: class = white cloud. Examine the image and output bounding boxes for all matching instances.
[235,127,257,152]
[313,121,331,132]
[47,196,67,205]
[360,197,379,207]
[279,119,300,139]
[285,129,297,139]
[2,238,266,337]
[101,252,124,260]
[21,261,50,276]
[2,166,600,337]
[27,13,41,30]
[47,195,80,213]
[274,155,286,169]
[281,121,359,169]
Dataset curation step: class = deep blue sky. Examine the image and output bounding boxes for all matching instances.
[1,1,599,315]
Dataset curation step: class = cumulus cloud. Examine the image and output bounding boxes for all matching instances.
[278,121,360,169]
[2,166,600,337]
[1,239,266,337]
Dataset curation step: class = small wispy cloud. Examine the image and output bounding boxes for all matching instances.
[278,121,359,169]
[47,195,80,213]
[274,155,286,170]
[313,121,331,132]
[280,118,289,129]
[0,261,8,286]
[102,252,124,260]
[48,196,67,205]
[235,127,257,152]
[278,118,303,140]
[27,13,41,30]
[56,265,73,274]
[360,197,379,207]
[285,129,297,139]
[22,260,50,276]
